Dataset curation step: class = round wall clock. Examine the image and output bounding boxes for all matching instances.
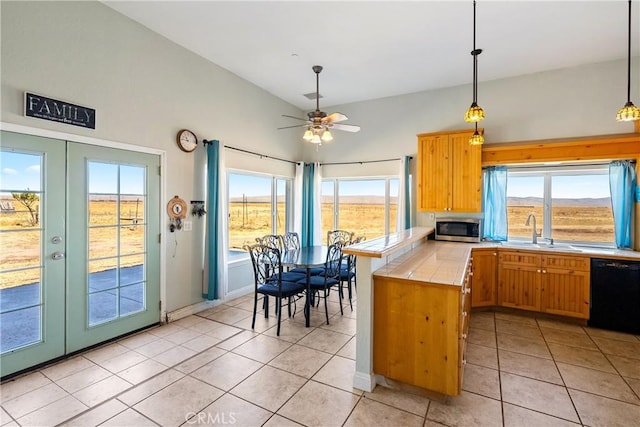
[176,129,198,152]
[167,196,187,219]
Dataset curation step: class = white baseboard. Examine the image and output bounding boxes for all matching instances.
[353,370,376,392]
[165,286,253,323]
[166,300,219,323]
[224,285,253,301]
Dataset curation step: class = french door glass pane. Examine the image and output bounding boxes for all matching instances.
[0,151,44,352]
[87,162,147,326]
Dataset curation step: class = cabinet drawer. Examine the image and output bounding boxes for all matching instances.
[542,255,589,271]
[499,250,541,266]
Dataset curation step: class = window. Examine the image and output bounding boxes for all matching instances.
[506,165,614,244]
[322,178,399,242]
[227,172,292,251]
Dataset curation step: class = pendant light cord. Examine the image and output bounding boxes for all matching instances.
[626,0,632,103]
[471,1,482,103]
[473,0,477,103]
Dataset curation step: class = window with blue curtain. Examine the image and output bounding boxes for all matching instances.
[609,160,637,249]
[482,166,508,241]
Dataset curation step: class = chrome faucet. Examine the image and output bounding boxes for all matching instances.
[525,214,542,244]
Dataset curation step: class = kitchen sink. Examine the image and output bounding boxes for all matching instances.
[499,241,583,252]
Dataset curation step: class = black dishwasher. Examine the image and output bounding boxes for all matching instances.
[589,258,640,335]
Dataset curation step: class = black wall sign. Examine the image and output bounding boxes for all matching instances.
[24,92,96,129]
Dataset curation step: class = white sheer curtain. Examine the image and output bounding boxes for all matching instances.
[396,156,411,231]
[293,162,304,238]
[312,162,323,245]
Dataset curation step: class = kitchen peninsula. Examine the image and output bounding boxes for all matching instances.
[343,227,473,396]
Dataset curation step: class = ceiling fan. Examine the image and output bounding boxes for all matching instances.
[278,65,360,144]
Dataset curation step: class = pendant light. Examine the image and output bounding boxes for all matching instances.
[465,0,485,125]
[469,123,484,146]
[616,0,640,122]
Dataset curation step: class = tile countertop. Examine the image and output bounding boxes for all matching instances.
[474,241,640,261]
[343,226,434,258]
[373,241,472,287]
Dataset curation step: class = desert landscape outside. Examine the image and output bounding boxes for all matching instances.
[1,195,616,289]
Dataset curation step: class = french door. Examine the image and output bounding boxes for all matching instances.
[0,131,161,377]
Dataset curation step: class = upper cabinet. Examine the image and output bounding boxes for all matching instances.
[417,129,482,212]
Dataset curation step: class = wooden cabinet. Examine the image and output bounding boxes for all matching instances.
[373,263,471,396]
[498,251,542,312]
[540,255,590,319]
[497,250,590,319]
[471,248,498,307]
[417,129,482,212]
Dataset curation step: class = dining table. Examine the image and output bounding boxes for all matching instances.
[281,245,328,327]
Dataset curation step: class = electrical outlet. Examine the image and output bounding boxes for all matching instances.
[183,221,192,232]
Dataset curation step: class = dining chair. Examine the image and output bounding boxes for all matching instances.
[256,234,308,282]
[297,243,343,325]
[338,235,366,310]
[282,231,323,276]
[327,229,354,246]
[246,243,306,336]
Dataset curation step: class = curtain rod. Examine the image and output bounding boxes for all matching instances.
[222,145,298,165]
[320,157,412,166]
[220,144,412,167]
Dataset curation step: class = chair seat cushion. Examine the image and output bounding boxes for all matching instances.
[338,270,355,281]
[300,275,340,289]
[258,281,306,297]
[289,267,324,276]
[269,271,307,282]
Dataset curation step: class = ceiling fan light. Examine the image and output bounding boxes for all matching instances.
[321,129,333,142]
[310,134,322,144]
[469,129,484,146]
[303,129,314,141]
[616,101,640,122]
[464,102,485,123]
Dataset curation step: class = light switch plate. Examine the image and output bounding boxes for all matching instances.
[183,221,192,232]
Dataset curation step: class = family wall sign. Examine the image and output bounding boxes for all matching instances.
[24,92,96,129]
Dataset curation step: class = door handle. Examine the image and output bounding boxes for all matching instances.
[52,251,65,260]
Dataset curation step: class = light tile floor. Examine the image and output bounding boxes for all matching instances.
[1,292,640,426]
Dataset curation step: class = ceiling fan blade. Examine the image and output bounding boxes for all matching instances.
[323,112,348,123]
[282,114,308,121]
[330,123,361,133]
[277,124,309,130]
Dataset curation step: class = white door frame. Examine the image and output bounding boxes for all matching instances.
[0,122,168,322]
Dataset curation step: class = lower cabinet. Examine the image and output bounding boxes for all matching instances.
[497,251,542,311]
[373,264,471,396]
[540,255,590,319]
[471,248,498,307]
[496,250,590,319]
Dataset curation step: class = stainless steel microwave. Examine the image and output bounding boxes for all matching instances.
[435,218,481,243]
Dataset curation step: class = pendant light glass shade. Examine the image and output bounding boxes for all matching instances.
[465,102,485,123]
[310,134,322,144]
[469,124,484,146]
[321,129,333,142]
[617,102,640,122]
[617,0,640,122]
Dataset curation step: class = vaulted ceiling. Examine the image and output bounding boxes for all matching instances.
[104,1,640,110]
